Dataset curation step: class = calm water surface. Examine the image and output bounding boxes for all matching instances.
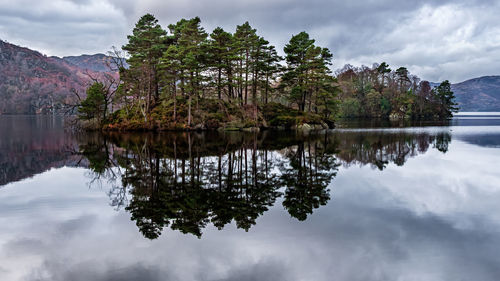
[1,115,500,281]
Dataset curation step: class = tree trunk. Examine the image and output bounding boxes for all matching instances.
[265,73,269,104]
[188,94,192,127]
[245,49,249,105]
[228,66,233,100]
[172,80,177,121]
[218,67,222,100]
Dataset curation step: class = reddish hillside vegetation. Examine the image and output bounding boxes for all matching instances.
[0,40,117,114]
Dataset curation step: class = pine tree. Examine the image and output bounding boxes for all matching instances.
[434,80,459,118]
[78,82,106,123]
[122,14,168,116]
[235,22,258,105]
[208,27,234,100]
[175,17,208,127]
[282,32,336,114]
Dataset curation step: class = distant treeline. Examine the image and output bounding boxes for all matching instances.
[336,63,458,119]
[76,14,458,130]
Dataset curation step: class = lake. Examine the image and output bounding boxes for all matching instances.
[1,114,500,281]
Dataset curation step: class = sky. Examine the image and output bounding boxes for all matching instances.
[0,0,499,83]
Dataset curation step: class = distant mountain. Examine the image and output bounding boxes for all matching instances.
[63,53,128,72]
[62,53,114,72]
[431,76,500,111]
[0,40,118,114]
[451,76,500,112]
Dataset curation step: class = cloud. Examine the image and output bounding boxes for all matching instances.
[0,0,128,56]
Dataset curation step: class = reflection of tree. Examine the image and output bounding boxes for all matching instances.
[280,137,340,220]
[434,132,451,153]
[333,130,452,170]
[78,133,117,179]
[75,133,126,209]
[102,132,286,239]
[75,129,451,239]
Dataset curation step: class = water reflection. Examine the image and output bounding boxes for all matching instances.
[5,116,500,280]
[0,116,78,186]
[0,116,455,239]
[74,130,451,239]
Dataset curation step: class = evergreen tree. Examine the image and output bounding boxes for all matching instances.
[78,82,106,123]
[235,22,258,105]
[434,80,459,118]
[208,27,234,100]
[260,44,282,104]
[122,14,168,116]
[172,17,208,127]
[282,32,336,115]
[376,62,391,91]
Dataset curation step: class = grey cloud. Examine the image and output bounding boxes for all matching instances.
[0,0,128,56]
[210,259,290,281]
[30,262,164,281]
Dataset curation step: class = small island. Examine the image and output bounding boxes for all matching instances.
[76,14,458,131]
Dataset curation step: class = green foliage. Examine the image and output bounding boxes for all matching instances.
[339,98,361,118]
[122,14,168,68]
[262,102,300,127]
[78,82,106,122]
[380,97,391,116]
[433,80,459,118]
[336,62,458,120]
[281,32,336,114]
[365,89,382,117]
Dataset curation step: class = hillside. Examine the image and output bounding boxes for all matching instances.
[0,40,117,114]
[63,53,127,72]
[63,53,114,72]
[451,76,500,112]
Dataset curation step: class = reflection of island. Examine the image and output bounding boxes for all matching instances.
[76,130,451,239]
[0,116,453,239]
[78,132,339,239]
[333,130,451,170]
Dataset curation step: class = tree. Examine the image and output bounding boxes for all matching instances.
[415,80,433,118]
[395,67,410,93]
[122,13,168,117]
[376,62,391,91]
[260,44,282,104]
[207,27,234,100]
[282,32,336,114]
[433,80,459,118]
[234,22,258,105]
[175,17,208,127]
[283,32,315,111]
[78,82,107,124]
